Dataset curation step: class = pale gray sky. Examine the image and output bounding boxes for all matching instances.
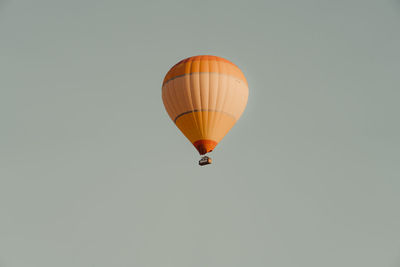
[1,0,399,267]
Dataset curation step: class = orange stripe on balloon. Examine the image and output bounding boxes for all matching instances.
[163,55,247,85]
[171,55,235,69]
[174,111,237,146]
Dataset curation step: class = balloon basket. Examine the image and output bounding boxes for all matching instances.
[199,156,212,166]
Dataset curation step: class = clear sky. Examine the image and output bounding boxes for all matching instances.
[1,0,399,266]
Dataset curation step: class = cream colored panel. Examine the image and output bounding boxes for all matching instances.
[162,73,248,121]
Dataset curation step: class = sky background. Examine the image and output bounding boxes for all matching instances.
[1,0,400,266]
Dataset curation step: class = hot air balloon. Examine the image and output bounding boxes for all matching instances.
[162,55,249,166]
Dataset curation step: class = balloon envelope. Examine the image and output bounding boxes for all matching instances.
[162,55,249,155]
